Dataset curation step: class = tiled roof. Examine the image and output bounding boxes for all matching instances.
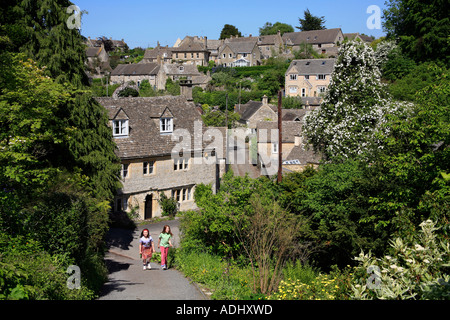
[111,63,160,76]
[282,28,342,45]
[96,96,206,159]
[286,59,335,75]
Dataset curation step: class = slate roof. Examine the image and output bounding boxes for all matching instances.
[143,46,173,59]
[220,40,257,55]
[96,96,206,159]
[256,121,303,144]
[111,63,160,76]
[282,28,342,45]
[286,59,335,75]
[285,144,322,164]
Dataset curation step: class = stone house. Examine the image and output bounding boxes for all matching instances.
[285,58,335,98]
[162,64,211,90]
[256,116,321,175]
[282,28,344,58]
[256,31,284,59]
[141,43,173,64]
[172,36,210,66]
[235,95,277,134]
[343,33,374,43]
[218,37,261,67]
[85,37,128,52]
[85,43,111,77]
[109,63,166,91]
[96,96,226,219]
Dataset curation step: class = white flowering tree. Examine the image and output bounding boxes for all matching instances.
[302,40,411,162]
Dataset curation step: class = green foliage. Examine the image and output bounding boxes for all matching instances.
[118,87,139,97]
[219,24,242,40]
[382,0,450,65]
[158,192,178,217]
[259,22,294,36]
[352,220,450,300]
[0,234,96,300]
[296,9,326,31]
[174,250,255,300]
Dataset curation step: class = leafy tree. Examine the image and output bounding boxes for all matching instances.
[219,24,242,40]
[382,0,450,65]
[1,0,121,200]
[296,9,326,31]
[259,22,294,36]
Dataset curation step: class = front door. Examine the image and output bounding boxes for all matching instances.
[144,194,152,220]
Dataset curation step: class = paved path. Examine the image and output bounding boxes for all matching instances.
[98,219,206,300]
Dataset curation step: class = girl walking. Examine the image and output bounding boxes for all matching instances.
[139,229,155,270]
[158,225,173,270]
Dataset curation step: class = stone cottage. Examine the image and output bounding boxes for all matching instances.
[96,96,226,219]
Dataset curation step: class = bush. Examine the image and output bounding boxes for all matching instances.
[351,220,450,300]
[158,192,178,217]
[0,234,96,300]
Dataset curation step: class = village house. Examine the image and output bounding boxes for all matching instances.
[140,42,173,64]
[285,58,335,98]
[96,96,226,219]
[109,63,166,90]
[85,43,111,77]
[256,31,284,59]
[343,33,374,43]
[218,36,262,67]
[85,36,128,52]
[282,28,344,58]
[256,118,321,176]
[162,63,211,90]
[172,36,210,66]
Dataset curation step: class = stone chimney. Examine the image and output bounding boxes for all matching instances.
[204,36,207,49]
[262,95,268,105]
[295,135,302,147]
[179,79,193,101]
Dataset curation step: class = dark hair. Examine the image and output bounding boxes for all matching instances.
[140,229,150,238]
[161,225,173,236]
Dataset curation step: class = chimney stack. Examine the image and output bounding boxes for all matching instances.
[262,95,268,105]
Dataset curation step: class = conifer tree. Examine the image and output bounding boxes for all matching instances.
[0,0,121,200]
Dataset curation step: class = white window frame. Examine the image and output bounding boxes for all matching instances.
[317,74,326,80]
[160,117,173,134]
[289,74,297,81]
[113,120,129,137]
[301,88,306,97]
[121,163,129,178]
[143,161,155,175]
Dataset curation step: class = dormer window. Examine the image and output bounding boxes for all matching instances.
[113,120,129,137]
[160,117,173,134]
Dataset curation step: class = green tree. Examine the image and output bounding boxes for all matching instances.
[259,22,294,36]
[296,9,326,31]
[219,24,242,40]
[1,0,121,200]
[382,0,450,64]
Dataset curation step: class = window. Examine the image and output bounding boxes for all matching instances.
[318,86,327,93]
[174,158,189,171]
[172,187,192,203]
[121,164,129,178]
[318,74,326,80]
[305,75,310,80]
[223,53,226,58]
[289,86,298,94]
[160,118,173,134]
[301,88,306,97]
[272,143,278,154]
[113,120,128,137]
[143,161,154,175]
[289,74,297,80]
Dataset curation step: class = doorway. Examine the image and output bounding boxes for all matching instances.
[144,194,153,220]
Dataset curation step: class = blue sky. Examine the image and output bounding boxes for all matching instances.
[75,0,388,49]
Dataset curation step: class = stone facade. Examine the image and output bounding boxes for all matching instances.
[285,59,335,98]
[96,96,225,220]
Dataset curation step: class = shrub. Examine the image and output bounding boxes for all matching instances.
[351,220,450,300]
